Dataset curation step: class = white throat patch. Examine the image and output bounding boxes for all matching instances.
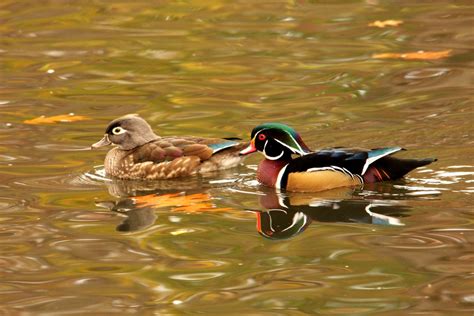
[263,140,285,160]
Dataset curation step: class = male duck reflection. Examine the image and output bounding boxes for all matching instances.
[91,114,247,180]
[240,123,436,192]
[252,189,410,240]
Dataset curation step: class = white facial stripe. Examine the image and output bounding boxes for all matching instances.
[285,132,307,155]
[257,128,307,157]
[274,138,303,155]
[263,140,284,160]
[259,129,307,156]
[265,151,284,160]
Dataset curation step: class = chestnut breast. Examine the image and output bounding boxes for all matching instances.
[257,159,289,188]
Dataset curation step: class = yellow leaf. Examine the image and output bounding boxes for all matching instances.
[372,50,452,60]
[24,114,90,125]
[369,20,403,28]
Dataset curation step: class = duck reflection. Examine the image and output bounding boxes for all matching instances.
[251,187,410,240]
[97,176,411,237]
[96,199,157,232]
[97,190,236,232]
[103,176,207,198]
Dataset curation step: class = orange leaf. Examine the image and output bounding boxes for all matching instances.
[372,50,452,60]
[134,193,208,207]
[24,114,90,125]
[369,20,403,28]
[133,193,234,213]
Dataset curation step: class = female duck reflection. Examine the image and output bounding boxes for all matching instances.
[97,180,410,239]
[96,176,233,232]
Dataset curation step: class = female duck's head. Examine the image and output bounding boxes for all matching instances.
[91,114,159,150]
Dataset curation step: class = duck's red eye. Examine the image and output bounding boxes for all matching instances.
[258,133,266,141]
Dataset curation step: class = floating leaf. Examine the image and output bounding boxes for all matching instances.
[369,20,403,28]
[372,50,452,60]
[24,113,90,125]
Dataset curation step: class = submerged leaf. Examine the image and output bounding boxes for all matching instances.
[372,50,452,60]
[369,20,403,28]
[24,114,90,125]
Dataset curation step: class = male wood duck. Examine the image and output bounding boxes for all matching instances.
[91,114,247,180]
[239,123,436,192]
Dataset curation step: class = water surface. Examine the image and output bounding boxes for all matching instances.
[0,1,473,314]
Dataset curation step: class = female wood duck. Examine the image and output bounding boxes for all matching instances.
[239,123,436,192]
[92,114,247,180]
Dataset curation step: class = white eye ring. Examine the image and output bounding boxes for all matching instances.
[112,127,126,135]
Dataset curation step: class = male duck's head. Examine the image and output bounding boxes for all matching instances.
[91,114,159,150]
[240,123,311,160]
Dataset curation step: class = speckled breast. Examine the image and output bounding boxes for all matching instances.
[104,148,131,178]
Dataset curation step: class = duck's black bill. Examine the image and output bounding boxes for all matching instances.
[91,135,111,149]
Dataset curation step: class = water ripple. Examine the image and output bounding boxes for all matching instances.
[50,239,155,262]
[169,272,225,281]
[0,255,51,274]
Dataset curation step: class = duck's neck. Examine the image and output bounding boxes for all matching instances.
[257,159,290,188]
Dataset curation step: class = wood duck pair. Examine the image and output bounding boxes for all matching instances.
[92,116,435,192]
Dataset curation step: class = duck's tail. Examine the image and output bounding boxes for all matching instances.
[364,156,437,182]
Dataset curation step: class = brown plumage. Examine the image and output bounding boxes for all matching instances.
[92,114,248,180]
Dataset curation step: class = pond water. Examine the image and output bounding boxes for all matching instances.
[1,0,473,314]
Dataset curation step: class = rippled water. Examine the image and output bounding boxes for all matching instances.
[1,0,473,314]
